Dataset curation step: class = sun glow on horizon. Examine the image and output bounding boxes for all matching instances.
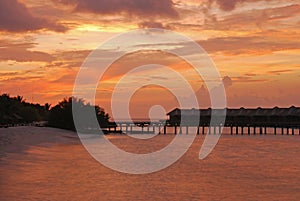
[0,0,299,116]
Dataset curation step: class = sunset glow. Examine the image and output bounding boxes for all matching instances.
[1,0,300,117]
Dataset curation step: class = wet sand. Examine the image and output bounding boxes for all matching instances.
[0,126,79,158]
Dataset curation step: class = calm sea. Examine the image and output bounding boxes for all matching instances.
[1,133,300,201]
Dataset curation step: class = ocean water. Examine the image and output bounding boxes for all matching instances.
[1,133,300,201]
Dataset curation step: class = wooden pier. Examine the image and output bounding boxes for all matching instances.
[106,123,300,135]
[104,107,300,135]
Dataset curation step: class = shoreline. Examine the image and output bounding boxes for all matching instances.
[1,126,297,159]
[0,126,79,159]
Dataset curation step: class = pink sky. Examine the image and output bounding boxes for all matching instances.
[0,0,300,118]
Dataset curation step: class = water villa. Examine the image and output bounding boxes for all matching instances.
[166,106,300,135]
[114,106,300,135]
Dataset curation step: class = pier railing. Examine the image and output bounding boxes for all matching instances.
[103,107,300,135]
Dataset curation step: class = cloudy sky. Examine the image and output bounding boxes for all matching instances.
[1,0,299,117]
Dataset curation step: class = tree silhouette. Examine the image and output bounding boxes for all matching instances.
[48,97,110,131]
[0,94,110,130]
[0,94,48,125]
[44,103,51,111]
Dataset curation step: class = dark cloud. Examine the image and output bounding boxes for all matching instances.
[2,75,43,82]
[267,69,294,75]
[208,0,263,11]
[206,4,300,30]
[55,0,178,18]
[209,0,294,13]
[210,0,242,11]
[138,21,170,29]
[0,0,67,32]
[229,75,268,83]
[118,30,300,56]
[0,40,54,62]
[198,34,300,55]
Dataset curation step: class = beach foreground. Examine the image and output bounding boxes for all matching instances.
[1,127,300,201]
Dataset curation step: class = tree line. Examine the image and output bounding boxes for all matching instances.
[0,94,111,131]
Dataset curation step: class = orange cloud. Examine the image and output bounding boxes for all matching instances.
[138,21,170,29]
[198,35,300,55]
[0,40,53,62]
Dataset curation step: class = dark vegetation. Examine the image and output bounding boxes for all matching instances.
[0,94,111,131]
[48,97,110,130]
[0,94,49,125]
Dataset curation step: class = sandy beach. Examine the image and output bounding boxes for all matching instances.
[0,126,79,159]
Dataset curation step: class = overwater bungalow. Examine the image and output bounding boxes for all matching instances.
[166,106,300,135]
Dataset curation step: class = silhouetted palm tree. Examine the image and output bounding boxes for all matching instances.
[44,103,51,111]
[48,97,110,131]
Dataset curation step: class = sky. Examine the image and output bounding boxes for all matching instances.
[0,0,300,118]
